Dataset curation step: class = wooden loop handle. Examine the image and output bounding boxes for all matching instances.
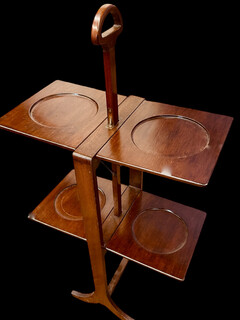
[91,4,123,48]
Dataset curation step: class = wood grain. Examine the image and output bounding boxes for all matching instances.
[0,2,232,318]
[74,95,144,158]
[0,80,126,150]
[106,190,206,281]
[72,152,134,320]
[29,170,127,240]
[97,99,233,186]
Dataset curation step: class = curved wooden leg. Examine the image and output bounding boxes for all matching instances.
[71,290,96,303]
[104,295,135,320]
[73,156,134,319]
[72,289,134,320]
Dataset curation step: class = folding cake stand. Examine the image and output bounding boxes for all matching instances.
[0,4,233,320]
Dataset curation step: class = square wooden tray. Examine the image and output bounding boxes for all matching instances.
[0,80,126,150]
[28,169,206,281]
[97,100,233,186]
[28,169,141,245]
[106,190,206,281]
[28,170,128,240]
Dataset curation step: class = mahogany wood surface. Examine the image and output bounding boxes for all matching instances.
[74,95,144,158]
[102,185,141,244]
[97,99,233,186]
[0,2,236,319]
[28,169,128,241]
[72,153,134,320]
[0,80,126,150]
[106,190,206,281]
[111,163,122,216]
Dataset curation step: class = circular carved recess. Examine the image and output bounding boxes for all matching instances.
[55,184,106,221]
[131,115,210,158]
[132,208,188,254]
[30,93,99,128]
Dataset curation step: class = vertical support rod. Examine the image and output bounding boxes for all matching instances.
[91,3,123,129]
[103,46,119,128]
[112,163,122,216]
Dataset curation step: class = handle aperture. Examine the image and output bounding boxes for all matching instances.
[91,4,123,48]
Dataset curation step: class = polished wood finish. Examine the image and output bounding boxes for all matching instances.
[0,3,234,319]
[129,168,143,189]
[91,3,123,128]
[97,100,233,186]
[31,93,143,319]
[71,155,108,300]
[111,163,122,216]
[74,95,144,158]
[29,166,206,281]
[0,80,126,150]
[106,191,206,281]
[28,169,127,241]
[91,4,124,225]
[73,94,145,239]
[102,185,141,244]
[69,91,144,319]
[72,153,134,320]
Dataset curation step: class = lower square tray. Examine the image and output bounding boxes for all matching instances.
[106,191,206,281]
[29,170,127,240]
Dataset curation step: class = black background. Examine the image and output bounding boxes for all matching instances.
[1,1,238,319]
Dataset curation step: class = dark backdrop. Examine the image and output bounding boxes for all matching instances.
[1,1,238,319]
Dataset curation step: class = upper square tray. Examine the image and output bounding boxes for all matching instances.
[0,80,126,150]
[97,100,233,186]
